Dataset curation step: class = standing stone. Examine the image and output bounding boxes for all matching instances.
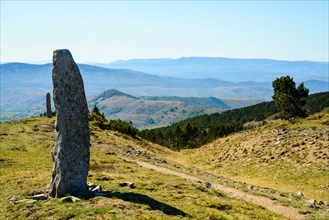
[46,92,52,118]
[47,49,90,198]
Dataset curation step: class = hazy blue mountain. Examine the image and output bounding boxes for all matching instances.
[304,80,329,93]
[1,62,327,121]
[99,57,328,82]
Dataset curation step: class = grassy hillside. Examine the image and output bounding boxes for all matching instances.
[1,117,289,219]
[163,108,329,202]
[89,89,226,129]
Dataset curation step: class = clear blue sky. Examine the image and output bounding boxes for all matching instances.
[1,1,328,63]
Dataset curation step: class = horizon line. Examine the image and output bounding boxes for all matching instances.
[1,56,329,64]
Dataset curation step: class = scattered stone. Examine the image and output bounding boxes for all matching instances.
[306,199,317,208]
[154,157,167,164]
[28,194,49,201]
[247,185,254,190]
[119,182,136,189]
[9,197,17,204]
[296,191,303,197]
[60,196,81,203]
[87,182,97,188]
[321,184,329,189]
[204,182,212,188]
[91,185,102,192]
[29,189,44,196]
[87,182,103,192]
[46,49,90,198]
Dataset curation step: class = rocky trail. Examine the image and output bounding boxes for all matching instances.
[121,155,306,220]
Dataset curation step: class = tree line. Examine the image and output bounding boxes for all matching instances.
[139,90,328,150]
[89,105,138,137]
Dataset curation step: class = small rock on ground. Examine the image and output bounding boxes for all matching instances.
[306,199,317,208]
[60,196,81,203]
[119,182,136,189]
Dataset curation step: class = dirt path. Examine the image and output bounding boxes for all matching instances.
[122,157,306,220]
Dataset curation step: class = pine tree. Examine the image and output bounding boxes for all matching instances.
[272,76,309,119]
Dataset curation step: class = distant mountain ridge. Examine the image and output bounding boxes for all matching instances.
[99,57,328,82]
[1,61,327,121]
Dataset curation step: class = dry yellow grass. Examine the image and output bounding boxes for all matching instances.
[1,116,288,219]
[164,108,329,201]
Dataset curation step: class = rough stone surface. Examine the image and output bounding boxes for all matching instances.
[296,191,303,197]
[119,182,136,189]
[9,197,17,204]
[60,196,81,203]
[28,194,49,201]
[46,92,52,118]
[306,199,317,208]
[47,49,90,198]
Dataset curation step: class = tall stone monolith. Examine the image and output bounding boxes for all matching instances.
[46,92,52,118]
[47,49,90,198]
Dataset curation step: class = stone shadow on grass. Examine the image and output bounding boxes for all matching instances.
[94,191,188,216]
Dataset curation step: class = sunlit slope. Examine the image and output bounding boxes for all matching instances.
[0,117,284,219]
[166,108,329,201]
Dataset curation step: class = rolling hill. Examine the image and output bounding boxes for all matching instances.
[163,108,329,203]
[89,89,229,129]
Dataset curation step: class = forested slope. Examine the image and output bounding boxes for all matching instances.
[139,92,329,150]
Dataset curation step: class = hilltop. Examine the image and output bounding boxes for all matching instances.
[89,89,229,129]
